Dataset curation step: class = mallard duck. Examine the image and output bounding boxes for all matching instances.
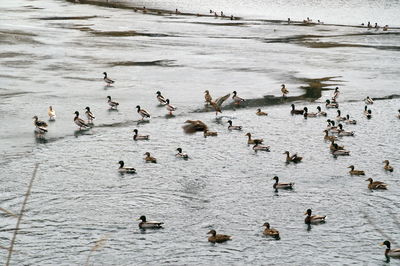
[48,106,56,121]
[332,87,340,101]
[136,105,151,120]
[33,116,48,133]
[137,215,163,229]
[227,120,242,130]
[364,96,374,104]
[290,104,304,115]
[165,99,176,115]
[383,160,394,172]
[304,209,326,224]
[118,160,136,174]
[263,222,280,238]
[332,148,350,156]
[337,124,354,136]
[256,108,268,116]
[281,84,289,97]
[176,148,189,159]
[85,107,95,123]
[325,99,339,108]
[203,129,218,137]
[207,230,231,243]
[336,110,346,121]
[253,143,270,152]
[344,114,357,124]
[380,241,400,258]
[210,93,230,115]
[283,151,302,163]
[144,152,157,163]
[366,178,387,190]
[273,176,294,189]
[103,72,114,86]
[133,129,149,140]
[107,96,119,109]
[204,90,212,104]
[156,91,167,105]
[326,119,339,133]
[303,107,317,118]
[74,111,90,130]
[323,130,337,142]
[366,109,372,119]
[316,106,327,116]
[232,90,245,105]
[245,133,263,144]
[330,140,344,151]
[348,165,365,175]
[363,105,369,116]
[183,120,208,134]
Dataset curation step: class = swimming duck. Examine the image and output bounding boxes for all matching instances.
[256,108,268,116]
[210,93,230,115]
[380,241,400,258]
[281,84,289,97]
[363,105,369,116]
[85,107,95,123]
[304,209,326,224]
[183,120,208,134]
[118,161,136,174]
[156,91,167,105]
[366,178,387,190]
[323,130,337,142]
[245,133,263,144]
[203,129,218,137]
[325,99,339,108]
[336,110,346,121]
[290,104,304,115]
[232,91,245,105]
[344,114,357,124]
[33,116,48,133]
[107,96,119,109]
[176,148,189,159]
[283,151,302,163]
[332,148,350,156]
[103,72,114,86]
[136,105,151,120]
[366,109,372,119]
[263,222,280,238]
[332,87,340,101]
[207,230,231,243]
[204,90,212,104]
[48,106,56,121]
[273,176,294,189]
[165,99,176,115]
[253,143,270,152]
[364,96,374,104]
[330,140,344,151]
[316,106,327,116]
[144,152,157,163]
[137,215,163,229]
[348,165,365,175]
[326,120,339,133]
[133,129,149,140]
[383,160,393,172]
[337,124,354,136]
[74,111,90,130]
[303,107,317,118]
[227,120,242,130]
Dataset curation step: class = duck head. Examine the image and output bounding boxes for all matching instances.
[166,99,170,104]
[326,99,331,104]
[176,148,182,153]
[291,104,295,109]
[364,105,367,111]
[49,106,53,111]
[107,96,111,100]
[245,133,251,137]
[144,152,151,157]
[337,110,341,116]
[74,111,79,116]
[232,91,237,96]
[204,90,209,94]
[103,72,107,77]
[32,115,38,120]
[138,215,146,222]
[133,129,138,134]
[303,107,308,112]
[263,222,270,228]
[305,209,312,216]
[365,178,373,183]
[381,241,391,249]
[317,106,321,112]
[136,105,141,110]
[207,229,216,236]
[85,106,90,111]
[257,108,261,112]
[118,161,124,167]
[156,91,161,95]
[227,120,233,126]
[272,176,279,182]
[348,165,355,170]
[346,114,350,119]
[338,124,343,130]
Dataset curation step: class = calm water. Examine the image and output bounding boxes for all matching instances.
[0,0,399,264]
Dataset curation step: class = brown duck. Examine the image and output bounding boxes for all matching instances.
[207,230,232,243]
[366,178,387,190]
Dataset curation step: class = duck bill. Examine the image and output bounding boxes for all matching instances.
[304,212,308,215]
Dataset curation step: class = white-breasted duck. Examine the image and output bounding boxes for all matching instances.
[165,99,176,115]
[332,148,350,156]
[336,110,346,121]
[281,84,289,97]
[136,105,151,120]
[103,72,114,86]
[133,129,149,140]
[304,209,326,224]
[107,96,119,109]
[74,111,90,130]
[344,114,357,124]
[118,160,136,174]
[176,148,189,159]
[137,215,163,229]
[316,106,327,116]
[253,143,270,151]
[33,116,48,133]
[156,91,167,105]
[332,87,340,101]
[364,96,374,104]
[48,106,56,121]
[227,120,242,130]
[273,176,294,190]
[232,91,245,105]
[303,107,317,118]
[325,99,339,108]
[85,107,95,123]
[337,124,354,136]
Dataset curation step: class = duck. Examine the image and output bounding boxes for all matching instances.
[323,130,337,142]
[204,90,212,104]
[332,148,350,156]
[380,241,400,258]
[281,84,289,97]
[245,133,263,144]
[290,104,304,115]
[136,105,151,120]
[207,230,232,243]
[326,120,339,133]
[337,124,354,136]
[330,140,344,151]
[210,93,230,115]
[118,160,136,174]
[165,99,176,115]
[103,72,114,86]
[253,143,270,152]
[176,148,189,159]
[304,209,326,224]
[137,215,163,229]
[366,178,387,190]
[85,107,95,123]
[256,108,268,116]
[144,152,157,163]
[303,107,317,118]
[332,87,340,101]
[156,91,167,105]
[272,176,294,189]
[33,116,48,133]
[133,129,149,140]
[363,105,369,116]
[364,96,374,104]
[383,160,394,172]
[348,165,365,175]
[107,96,119,109]
[232,91,245,105]
[336,110,346,121]
[183,120,208,134]
[73,111,90,130]
[316,106,327,116]
[203,129,218,137]
[366,109,372,119]
[227,120,242,130]
[283,151,302,163]
[325,99,339,108]
[47,106,56,121]
[263,222,280,238]
[397,109,400,119]
[344,114,357,124]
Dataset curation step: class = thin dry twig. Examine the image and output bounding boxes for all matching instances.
[0,207,18,217]
[84,235,108,266]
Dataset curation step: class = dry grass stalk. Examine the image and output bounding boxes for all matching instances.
[85,235,108,266]
[0,207,18,217]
